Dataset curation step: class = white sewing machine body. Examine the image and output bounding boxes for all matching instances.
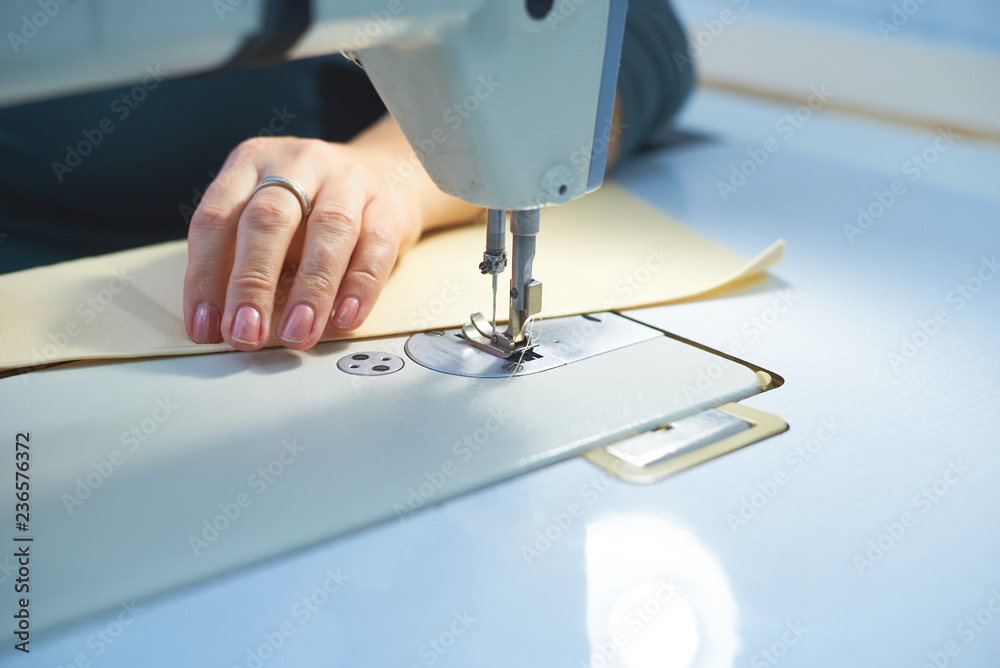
[0,311,784,631]
[0,0,624,210]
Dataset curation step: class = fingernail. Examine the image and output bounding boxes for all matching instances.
[193,302,221,344]
[280,304,314,344]
[232,305,261,345]
[334,297,360,330]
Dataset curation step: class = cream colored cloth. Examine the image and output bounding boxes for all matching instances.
[0,184,783,372]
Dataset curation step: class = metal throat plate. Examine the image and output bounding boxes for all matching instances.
[404,312,661,378]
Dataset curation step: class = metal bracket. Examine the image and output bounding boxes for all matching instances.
[408,312,660,378]
[584,403,789,484]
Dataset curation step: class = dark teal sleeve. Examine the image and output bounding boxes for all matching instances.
[616,0,694,160]
[0,60,326,233]
[0,57,383,273]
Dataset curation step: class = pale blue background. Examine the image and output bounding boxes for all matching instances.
[672,0,1000,53]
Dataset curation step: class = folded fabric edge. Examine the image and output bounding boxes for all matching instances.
[1,240,786,375]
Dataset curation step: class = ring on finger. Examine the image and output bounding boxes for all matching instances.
[252,176,313,221]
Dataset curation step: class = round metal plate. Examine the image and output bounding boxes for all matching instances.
[336,351,405,376]
[404,314,663,379]
[405,329,560,378]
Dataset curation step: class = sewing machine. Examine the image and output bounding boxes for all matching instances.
[0,0,788,634]
[1,0,627,355]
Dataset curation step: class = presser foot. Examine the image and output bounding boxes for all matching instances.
[462,312,536,359]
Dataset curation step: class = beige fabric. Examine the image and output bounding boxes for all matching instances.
[0,183,783,372]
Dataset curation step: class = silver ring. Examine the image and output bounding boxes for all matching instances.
[251,176,312,221]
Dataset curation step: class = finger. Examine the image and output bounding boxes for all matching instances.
[277,186,367,348]
[273,224,305,313]
[183,148,259,344]
[328,196,402,333]
[222,172,316,351]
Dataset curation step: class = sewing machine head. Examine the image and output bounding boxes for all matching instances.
[0,0,627,356]
[347,0,627,357]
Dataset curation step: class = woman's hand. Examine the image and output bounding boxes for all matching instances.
[183,117,479,351]
[183,95,624,351]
